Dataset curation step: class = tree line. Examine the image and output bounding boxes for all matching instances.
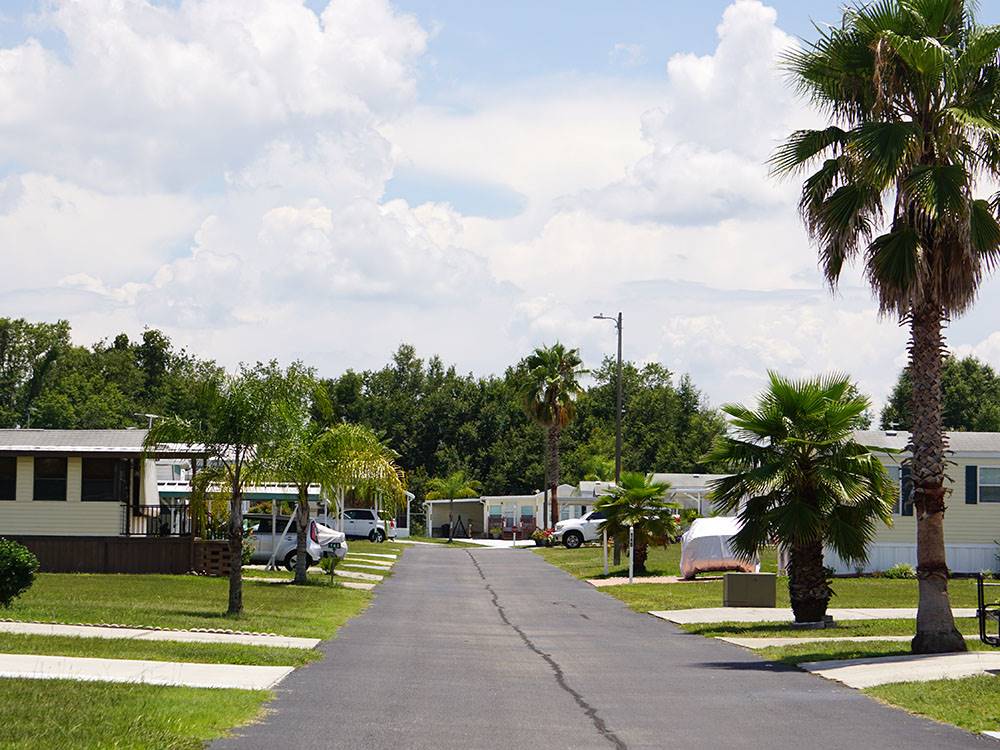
[0,318,726,500]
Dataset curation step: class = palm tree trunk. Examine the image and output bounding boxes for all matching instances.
[788,540,831,623]
[909,303,967,653]
[448,498,454,543]
[294,486,310,585]
[227,460,243,616]
[635,540,648,575]
[548,425,560,527]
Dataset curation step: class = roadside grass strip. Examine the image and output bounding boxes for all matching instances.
[334,568,383,582]
[0,620,319,649]
[677,617,981,640]
[0,678,269,750]
[648,607,978,625]
[0,652,294,690]
[719,634,980,650]
[346,552,397,559]
[340,562,393,572]
[6,573,371,638]
[866,675,1000,736]
[0,631,318,666]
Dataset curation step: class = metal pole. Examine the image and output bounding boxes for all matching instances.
[603,528,608,576]
[628,524,634,584]
[615,312,623,485]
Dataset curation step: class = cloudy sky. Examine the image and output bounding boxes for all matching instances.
[2,0,999,411]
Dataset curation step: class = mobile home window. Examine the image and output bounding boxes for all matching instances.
[0,457,15,500]
[886,466,902,514]
[980,468,1000,502]
[81,458,120,501]
[33,457,67,501]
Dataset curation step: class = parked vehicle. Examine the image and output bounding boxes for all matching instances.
[679,516,757,580]
[552,510,606,549]
[246,515,348,570]
[333,508,396,542]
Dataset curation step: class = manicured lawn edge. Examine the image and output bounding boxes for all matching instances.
[866,675,1000,734]
[0,633,320,667]
[0,678,272,749]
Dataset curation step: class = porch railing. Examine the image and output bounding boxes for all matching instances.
[122,504,193,537]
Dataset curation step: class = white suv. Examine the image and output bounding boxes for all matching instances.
[553,510,607,549]
[334,508,396,543]
[247,516,347,570]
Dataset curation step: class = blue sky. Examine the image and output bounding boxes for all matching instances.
[2,0,1000,409]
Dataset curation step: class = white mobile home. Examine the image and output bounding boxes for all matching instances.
[825,430,1000,574]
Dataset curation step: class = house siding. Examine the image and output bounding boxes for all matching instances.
[827,453,1000,573]
[876,455,1000,545]
[0,456,124,536]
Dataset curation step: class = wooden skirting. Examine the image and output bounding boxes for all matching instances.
[7,535,194,574]
[192,540,232,577]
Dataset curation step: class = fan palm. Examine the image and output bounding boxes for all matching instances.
[771,0,1000,652]
[519,343,585,527]
[270,422,405,583]
[425,470,481,542]
[707,373,895,623]
[594,472,678,576]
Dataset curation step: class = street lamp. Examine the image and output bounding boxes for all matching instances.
[593,312,623,485]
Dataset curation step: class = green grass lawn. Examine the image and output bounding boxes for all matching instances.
[346,539,408,555]
[0,633,320,666]
[0,678,269,749]
[6,573,371,638]
[867,675,1000,734]
[678,617,981,639]
[534,544,980,614]
[534,542,778,579]
[599,576,980,614]
[755,638,988,666]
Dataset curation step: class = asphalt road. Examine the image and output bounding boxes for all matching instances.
[215,545,986,750]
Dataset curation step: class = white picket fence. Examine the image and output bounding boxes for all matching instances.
[825,543,997,575]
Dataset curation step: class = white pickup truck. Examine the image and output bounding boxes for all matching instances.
[552,510,607,549]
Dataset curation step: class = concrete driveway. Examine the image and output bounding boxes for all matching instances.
[215,546,984,749]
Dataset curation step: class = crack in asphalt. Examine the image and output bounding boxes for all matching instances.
[466,550,628,750]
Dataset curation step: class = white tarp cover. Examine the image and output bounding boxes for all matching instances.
[679,516,759,579]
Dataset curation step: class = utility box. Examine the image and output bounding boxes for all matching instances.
[723,572,777,608]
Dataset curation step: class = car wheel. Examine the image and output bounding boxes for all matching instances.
[283,552,297,571]
[375,529,387,543]
[368,529,380,542]
[563,531,584,549]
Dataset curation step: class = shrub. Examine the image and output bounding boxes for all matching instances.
[241,538,254,566]
[882,562,917,579]
[0,539,39,607]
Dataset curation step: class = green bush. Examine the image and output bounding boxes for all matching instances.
[882,562,917,579]
[0,539,39,607]
[241,538,254,566]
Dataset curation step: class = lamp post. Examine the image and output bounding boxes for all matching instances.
[593,312,623,484]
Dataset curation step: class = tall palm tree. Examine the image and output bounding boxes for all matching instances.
[425,470,481,542]
[271,422,405,583]
[519,343,585,528]
[707,373,896,624]
[594,472,678,575]
[771,0,1000,652]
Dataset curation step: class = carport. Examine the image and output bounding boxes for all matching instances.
[425,498,485,538]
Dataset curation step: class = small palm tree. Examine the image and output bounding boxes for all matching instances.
[271,422,405,583]
[594,472,679,576]
[706,373,895,624]
[144,362,293,615]
[425,470,481,542]
[771,0,1000,652]
[519,343,585,527]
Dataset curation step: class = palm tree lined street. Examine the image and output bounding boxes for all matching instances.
[214,545,982,750]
